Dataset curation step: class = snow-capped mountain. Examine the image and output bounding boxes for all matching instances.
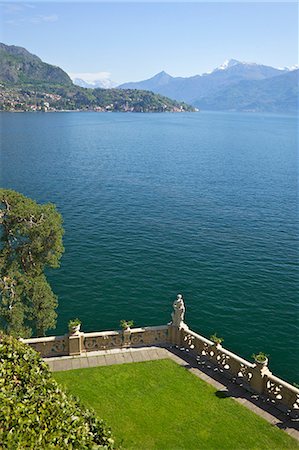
[279,64,299,72]
[72,78,116,89]
[69,72,116,89]
[118,60,298,113]
[210,59,299,74]
[118,60,288,103]
[213,58,242,71]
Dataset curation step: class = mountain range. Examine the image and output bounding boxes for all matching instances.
[0,43,193,113]
[0,43,297,114]
[119,60,298,113]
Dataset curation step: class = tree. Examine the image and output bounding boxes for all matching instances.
[0,189,64,337]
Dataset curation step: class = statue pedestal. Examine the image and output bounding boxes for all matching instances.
[168,322,189,347]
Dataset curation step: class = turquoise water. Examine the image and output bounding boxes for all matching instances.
[1,111,298,382]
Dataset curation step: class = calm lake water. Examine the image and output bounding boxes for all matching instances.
[1,111,298,382]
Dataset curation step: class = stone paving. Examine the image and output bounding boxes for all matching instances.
[45,345,299,441]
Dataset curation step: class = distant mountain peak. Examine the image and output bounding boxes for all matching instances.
[118,70,174,90]
[213,59,265,73]
[118,58,297,113]
[278,64,299,72]
[217,59,241,70]
[71,77,116,89]
[152,70,173,79]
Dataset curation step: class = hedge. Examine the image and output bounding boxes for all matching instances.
[0,333,115,449]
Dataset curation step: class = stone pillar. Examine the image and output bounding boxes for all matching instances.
[68,332,83,356]
[168,324,179,346]
[250,360,271,395]
[123,328,131,347]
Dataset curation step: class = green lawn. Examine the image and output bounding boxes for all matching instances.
[54,359,298,450]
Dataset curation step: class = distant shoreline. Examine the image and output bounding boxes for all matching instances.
[0,109,198,114]
[0,110,296,117]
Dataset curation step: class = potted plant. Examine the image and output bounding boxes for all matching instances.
[210,333,224,346]
[120,320,134,347]
[120,320,134,331]
[252,352,269,366]
[68,318,81,334]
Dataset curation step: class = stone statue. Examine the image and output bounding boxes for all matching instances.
[171,294,185,327]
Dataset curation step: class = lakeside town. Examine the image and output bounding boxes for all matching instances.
[0,85,189,112]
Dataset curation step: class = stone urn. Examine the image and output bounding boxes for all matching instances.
[255,357,268,367]
[68,320,81,335]
[253,353,269,367]
[210,334,223,348]
[70,324,81,334]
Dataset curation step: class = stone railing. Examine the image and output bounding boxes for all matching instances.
[22,294,299,418]
[22,325,169,358]
[83,325,169,353]
[264,373,299,416]
[21,334,69,358]
[179,326,256,389]
[177,323,299,417]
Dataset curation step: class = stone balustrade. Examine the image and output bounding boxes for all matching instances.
[177,323,298,417]
[264,373,299,416]
[21,295,299,418]
[21,334,69,358]
[179,325,256,388]
[83,325,169,353]
[22,325,169,358]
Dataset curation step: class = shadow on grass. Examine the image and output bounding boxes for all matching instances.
[215,390,230,399]
[166,346,299,437]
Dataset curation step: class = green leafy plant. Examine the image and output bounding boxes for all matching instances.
[0,332,114,449]
[252,352,269,363]
[120,320,134,330]
[68,318,81,330]
[0,189,64,338]
[210,333,224,345]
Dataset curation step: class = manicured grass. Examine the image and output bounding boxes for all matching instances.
[54,359,298,450]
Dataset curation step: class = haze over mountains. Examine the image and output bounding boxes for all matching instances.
[119,60,298,113]
[70,75,116,89]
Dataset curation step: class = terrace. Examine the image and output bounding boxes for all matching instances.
[23,296,299,448]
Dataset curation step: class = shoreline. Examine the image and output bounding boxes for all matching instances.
[0,109,198,114]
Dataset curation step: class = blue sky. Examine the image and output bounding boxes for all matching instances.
[0,2,298,84]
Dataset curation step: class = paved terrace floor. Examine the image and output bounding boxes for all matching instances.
[45,345,299,442]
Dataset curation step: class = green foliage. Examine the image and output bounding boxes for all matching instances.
[210,332,224,345]
[0,333,114,449]
[120,320,134,330]
[0,189,64,337]
[0,43,72,86]
[252,352,269,363]
[68,318,81,330]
